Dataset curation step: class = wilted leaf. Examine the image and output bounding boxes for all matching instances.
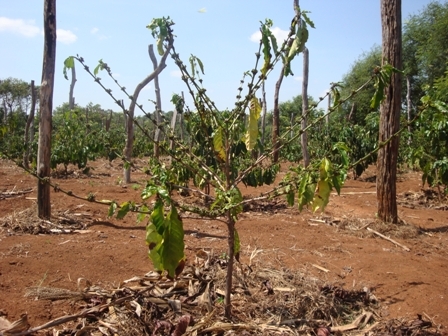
[312,180,331,212]
[63,56,74,80]
[160,206,185,278]
[245,97,262,151]
[116,201,131,219]
[213,127,226,161]
[107,201,117,218]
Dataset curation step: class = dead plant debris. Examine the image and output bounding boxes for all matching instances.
[0,251,441,335]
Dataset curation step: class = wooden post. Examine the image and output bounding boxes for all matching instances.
[23,80,37,169]
[37,0,56,219]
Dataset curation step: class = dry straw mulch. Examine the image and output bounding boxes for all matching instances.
[0,249,442,336]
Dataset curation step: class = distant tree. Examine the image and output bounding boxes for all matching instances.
[339,46,381,125]
[37,0,57,219]
[402,1,448,112]
[0,78,31,123]
[377,0,402,224]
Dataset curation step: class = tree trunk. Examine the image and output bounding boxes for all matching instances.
[301,47,310,167]
[406,76,412,145]
[272,65,284,163]
[37,0,56,219]
[123,40,173,183]
[377,0,402,224]
[149,44,163,159]
[105,109,112,132]
[326,91,331,124]
[68,64,76,110]
[169,107,178,151]
[23,80,37,169]
[224,213,235,319]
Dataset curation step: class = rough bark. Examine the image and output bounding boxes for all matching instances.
[301,47,310,167]
[23,80,37,169]
[406,76,412,145]
[37,0,56,219]
[169,107,178,152]
[68,64,76,110]
[272,65,284,163]
[123,39,173,183]
[377,0,402,223]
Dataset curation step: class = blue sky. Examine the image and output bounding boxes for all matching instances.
[0,1,439,114]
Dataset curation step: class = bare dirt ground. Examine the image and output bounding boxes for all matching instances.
[0,158,447,334]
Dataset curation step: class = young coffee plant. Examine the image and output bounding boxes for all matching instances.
[62,11,397,318]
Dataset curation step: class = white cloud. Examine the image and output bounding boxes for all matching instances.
[0,17,77,44]
[250,26,289,43]
[170,70,182,78]
[57,29,77,44]
[90,27,109,40]
[0,17,40,37]
[294,76,303,82]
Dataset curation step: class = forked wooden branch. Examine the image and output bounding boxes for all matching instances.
[367,227,410,251]
[10,296,132,336]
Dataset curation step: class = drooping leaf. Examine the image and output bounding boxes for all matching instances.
[195,56,205,75]
[141,185,158,200]
[229,187,243,218]
[213,127,226,161]
[117,201,131,219]
[63,56,74,80]
[319,158,331,180]
[107,201,117,218]
[286,190,295,206]
[160,206,185,278]
[146,223,163,271]
[260,21,273,75]
[151,199,165,233]
[244,97,262,151]
[312,180,331,212]
[137,204,149,223]
[93,60,104,76]
[301,11,315,28]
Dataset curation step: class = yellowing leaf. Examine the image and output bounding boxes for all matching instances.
[213,127,226,161]
[312,180,331,212]
[244,97,261,151]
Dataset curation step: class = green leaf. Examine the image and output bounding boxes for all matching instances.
[93,60,103,76]
[146,223,163,271]
[312,180,331,212]
[229,187,243,218]
[160,206,185,278]
[117,201,131,219]
[260,21,273,75]
[63,56,74,80]
[213,127,226,161]
[151,199,165,233]
[286,190,295,206]
[141,185,158,200]
[319,158,331,180]
[107,201,117,218]
[244,97,262,151]
[302,11,315,29]
[137,204,149,223]
[195,56,205,75]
